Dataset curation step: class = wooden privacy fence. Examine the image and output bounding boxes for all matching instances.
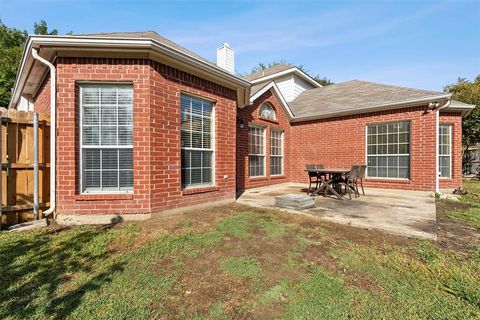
[0,109,50,228]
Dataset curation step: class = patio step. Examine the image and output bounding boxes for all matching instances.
[275,194,315,211]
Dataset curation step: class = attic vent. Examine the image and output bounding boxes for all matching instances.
[216,43,234,74]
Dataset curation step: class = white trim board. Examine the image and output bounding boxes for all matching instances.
[249,81,295,119]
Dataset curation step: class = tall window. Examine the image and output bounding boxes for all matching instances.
[270,129,283,176]
[438,125,452,178]
[80,84,133,193]
[249,126,265,177]
[366,122,410,179]
[260,103,276,121]
[181,94,214,188]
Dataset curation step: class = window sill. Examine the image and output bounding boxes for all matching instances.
[271,175,286,179]
[365,178,410,184]
[248,176,267,181]
[75,193,134,201]
[182,186,220,195]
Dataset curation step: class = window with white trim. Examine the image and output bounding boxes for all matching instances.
[249,126,265,177]
[80,84,133,193]
[260,103,276,121]
[270,129,283,176]
[438,124,452,178]
[366,122,410,179]
[181,94,214,188]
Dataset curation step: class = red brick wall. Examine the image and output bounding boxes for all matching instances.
[237,102,443,192]
[35,57,237,216]
[237,90,291,190]
[439,112,463,190]
[33,74,50,112]
[148,61,237,212]
[290,107,438,191]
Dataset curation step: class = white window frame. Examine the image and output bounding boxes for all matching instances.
[79,83,134,194]
[180,94,216,189]
[259,103,276,121]
[438,124,452,179]
[365,121,411,180]
[248,125,266,177]
[270,129,284,176]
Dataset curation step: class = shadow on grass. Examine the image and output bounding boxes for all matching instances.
[0,225,125,319]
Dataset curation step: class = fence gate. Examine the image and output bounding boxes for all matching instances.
[0,109,50,228]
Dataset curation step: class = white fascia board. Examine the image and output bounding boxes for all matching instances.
[249,81,295,119]
[249,67,322,88]
[9,35,250,108]
[291,95,453,123]
[444,104,476,118]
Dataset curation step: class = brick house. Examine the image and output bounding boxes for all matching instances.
[9,32,475,223]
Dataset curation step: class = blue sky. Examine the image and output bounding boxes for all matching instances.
[1,0,479,91]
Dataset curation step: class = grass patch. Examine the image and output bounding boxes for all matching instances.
[255,216,288,239]
[442,179,480,229]
[219,256,261,278]
[1,187,480,319]
[447,206,480,229]
[259,279,293,305]
[216,211,259,239]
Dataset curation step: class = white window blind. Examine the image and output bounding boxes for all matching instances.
[270,129,283,176]
[438,125,452,178]
[181,94,214,188]
[80,84,134,193]
[249,126,265,177]
[366,122,410,179]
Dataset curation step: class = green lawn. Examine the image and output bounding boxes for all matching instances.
[443,179,480,229]
[1,181,479,319]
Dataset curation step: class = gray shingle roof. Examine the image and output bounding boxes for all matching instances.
[250,83,268,96]
[77,31,218,69]
[243,64,294,81]
[289,80,451,119]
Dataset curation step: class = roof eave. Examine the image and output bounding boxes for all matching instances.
[247,81,295,120]
[290,95,452,123]
[9,35,250,108]
[444,104,476,118]
[249,67,322,88]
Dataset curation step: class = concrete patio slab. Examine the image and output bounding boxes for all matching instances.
[237,183,437,240]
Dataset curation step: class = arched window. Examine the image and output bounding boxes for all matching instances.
[260,103,276,120]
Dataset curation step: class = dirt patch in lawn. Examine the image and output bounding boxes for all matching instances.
[436,200,480,252]
[161,223,307,318]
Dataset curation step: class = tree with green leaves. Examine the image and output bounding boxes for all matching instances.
[0,21,28,107]
[33,20,58,36]
[0,20,63,107]
[444,76,480,155]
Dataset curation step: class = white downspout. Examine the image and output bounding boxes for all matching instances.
[31,48,56,218]
[435,100,451,194]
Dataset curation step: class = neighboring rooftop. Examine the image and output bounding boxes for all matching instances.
[289,80,451,119]
[243,64,294,82]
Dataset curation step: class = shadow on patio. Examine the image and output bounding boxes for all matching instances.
[237,183,437,240]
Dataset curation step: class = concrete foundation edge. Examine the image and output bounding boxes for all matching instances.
[56,198,236,225]
[57,213,152,225]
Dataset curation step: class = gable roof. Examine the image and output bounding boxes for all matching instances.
[248,81,294,119]
[243,64,295,81]
[289,80,452,121]
[243,64,322,89]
